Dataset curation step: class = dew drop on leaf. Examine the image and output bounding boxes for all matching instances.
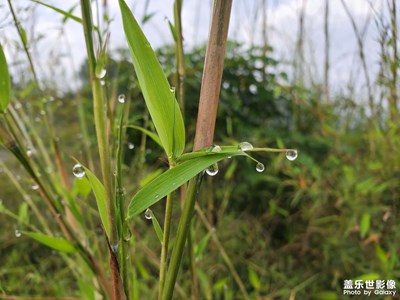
[238,142,254,151]
[72,164,85,179]
[211,145,222,152]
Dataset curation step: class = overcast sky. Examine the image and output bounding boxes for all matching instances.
[0,0,391,96]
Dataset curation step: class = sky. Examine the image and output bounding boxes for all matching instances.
[0,0,392,97]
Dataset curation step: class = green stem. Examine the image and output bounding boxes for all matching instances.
[161,175,203,300]
[116,101,130,299]
[174,0,185,115]
[158,191,174,299]
[80,0,117,246]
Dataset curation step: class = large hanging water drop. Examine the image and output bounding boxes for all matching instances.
[72,164,85,179]
[206,163,219,176]
[118,94,126,103]
[144,208,153,220]
[238,142,254,151]
[285,149,298,161]
[256,162,265,172]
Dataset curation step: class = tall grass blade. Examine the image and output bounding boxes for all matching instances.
[119,0,185,159]
[21,231,77,253]
[0,44,11,113]
[32,0,84,23]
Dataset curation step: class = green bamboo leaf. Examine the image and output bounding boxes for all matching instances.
[21,231,77,253]
[119,0,185,159]
[167,19,178,42]
[145,209,163,243]
[0,44,11,113]
[83,166,110,238]
[127,151,245,219]
[126,124,162,148]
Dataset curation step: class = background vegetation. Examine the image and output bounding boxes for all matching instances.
[0,0,399,299]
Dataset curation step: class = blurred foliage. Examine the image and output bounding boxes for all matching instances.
[0,40,399,299]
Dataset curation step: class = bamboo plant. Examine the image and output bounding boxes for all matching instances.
[0,0,298,299]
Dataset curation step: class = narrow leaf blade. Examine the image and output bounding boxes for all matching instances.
[0,44,11,112]
[21,231,77,253]
[127,124,163,148]
[127,152,244,218]
[84,167,111,238]
[119,0,185,158]
[32,0,83,23]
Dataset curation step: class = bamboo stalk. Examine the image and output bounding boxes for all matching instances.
[161,1,233,299]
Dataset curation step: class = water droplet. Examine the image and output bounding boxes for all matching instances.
[116,187,126,195]
[72,164,85,179]
[256,162,265,172]
[113,170,117,176]
[31,184,39,190]
[15,229,21,238]
[96,68,106,79]
[118,94,126,103]
[123,227,132,242]
[128,143,135,150]
[210,145,222,152]
[40,110,46,116]
[26,147,34,157]
[238,142,254,151]
[111,243,119,253]
[286,149,298,161]
[170,86,176,93]
[206,163,219,176]
[100,80,106,86]
[145,208,153,219]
